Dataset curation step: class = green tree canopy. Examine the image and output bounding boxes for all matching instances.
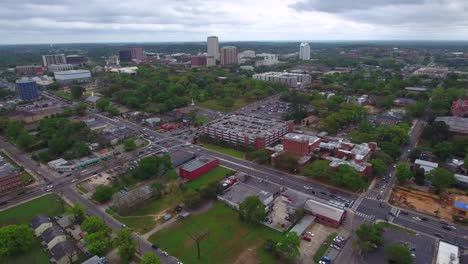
[115,228,136,262]
[84,231,111,256]
[141,252,161,264]
[386,243,414,264]
[123,138,137,151]
[275,232,301,260]
[303,160,334,179]
[428,168,455,193]
[273,152,299,172]
[239,196,266,225]
[395,162,413,183]
[354,223,383,253]
[92,185,115,203]
[0,224,34,257]
[68,203,86,224]
[70,85,84,99]
[82,216,111,234]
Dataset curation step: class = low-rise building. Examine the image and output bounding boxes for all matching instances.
[179,156,219,181]
[31,215,53,236]
[252,71,311,88]
[42,225,67,250]
[50,241,79,264]
[54,70,91,85]
[414,159,438,173]
[0,162,22,193]
[112,185,153,215]
[453,196,468,221]
[451,99,468,117]
[436,241,459,264]
[47,149,113,172]
[218,182,274,209]
[15,65,45,75]
[404,87,427,93]
[303,199,346,228]
[434,116,468,136]
[282,133,321,157]
[301,115,319,127]
[48,64,74,73]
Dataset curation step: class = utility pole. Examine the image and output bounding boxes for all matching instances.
[187,230,209,260]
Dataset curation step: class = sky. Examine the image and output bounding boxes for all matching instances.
[1,0,468,44]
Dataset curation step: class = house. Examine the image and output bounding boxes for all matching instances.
[31,215,53,236]
[303,199,346,228]
[414,159,438,173]
[50,241,79,264]
[82,256,108,264]
[42,225,67,250]
[84,95,101,106]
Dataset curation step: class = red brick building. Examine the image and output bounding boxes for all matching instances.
[190,56,207,67]
[303,199,346,228]
[0,164,23,194]
[451,99,468,117]
[179,156,219,181]
[282,133,321,156]
[15,65,45,75]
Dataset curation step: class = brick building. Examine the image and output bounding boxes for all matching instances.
[190,56,207,67]
[179,156,219,181]
[451,99,468,117]
[282,133,321,156]
[303,199,346,228]
[0,163,22,194]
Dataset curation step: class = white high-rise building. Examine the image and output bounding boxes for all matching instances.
[207,36,220,61]
[299,43,310,60]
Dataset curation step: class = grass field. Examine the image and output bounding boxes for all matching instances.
[51,90,72,101]
[202,143,245,159]
[149,202,283,264]
[198,97,249,112]
[0,239,49,264]
[185,167,233,191]
[20,171,34,185]
[313,233,336,264]
[0,194,65,226]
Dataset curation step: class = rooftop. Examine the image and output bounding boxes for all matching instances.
[435,117,468,134]
[454,196,468,211]
[303,199,345,222]
[284,133,321,145]
[50,241,75,261]
[436,241,459,264]
[42,225,65,243]
[31,215,52,229]
[220,182,273,206]
[180,156,217,172]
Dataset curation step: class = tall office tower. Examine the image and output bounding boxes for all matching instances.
[220,46,237,65]
[129,47,144,61]
[299,42,311,60]
[207,36,220,61]
[16,77,40,101]
[41,54,67,66]
[119,50,132,62]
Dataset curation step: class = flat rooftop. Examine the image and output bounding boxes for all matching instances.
[435,117,468,134]
[205,114,289,138]
[284,133,321,145]
[180,156,216,172]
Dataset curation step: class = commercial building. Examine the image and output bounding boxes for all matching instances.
[435,116,468,136]
[299,42,311,60]
[179,156,219,181]
[15,65,45,75]
[252,71,311,88]
[65,55,85,65]
[282,133,321,156]
[255,53,279,67]
[451,99,468,117]
[207,36,220,61]
[303,199,346,228]
[107,66,138,75]
[414,159,438,173]
[405,87,427,93]
[0,162,22,193]
[16,77,40,101]
[112,185,153,214]
[54,70,91,85]
[220,46,237,66]
[129,47,144,61]
[41,54,66,67]
[413,67,449,78]
[218,182,274,209]
[204,114,293,149]
[47,149,114,172]
[436,241,459,264]
[170,150,196,168]
[119,50,132,62]
[48,64,74,72]
[190,55,207,67]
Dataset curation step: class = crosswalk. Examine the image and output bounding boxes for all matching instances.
[355,211,375,220]
[365,196,384,202]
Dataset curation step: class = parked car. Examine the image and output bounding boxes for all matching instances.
[151,244,158,249]
[302,236,311,242]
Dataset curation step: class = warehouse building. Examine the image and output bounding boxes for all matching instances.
[204,114,293,149]
[179,156,219,181]
[303,199,346,228]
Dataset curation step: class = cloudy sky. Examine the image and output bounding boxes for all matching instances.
[1,0,468,44]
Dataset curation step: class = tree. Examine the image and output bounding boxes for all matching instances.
[395,162,413,183]
[414,168,426,186]
[115,228,136,262]
[0,225,34,257]
[246,149,271,165]
[15,131,34,149]
[421,121,449,144]
[183,189,203,209]
[84,231,111,256]
[70,85,84,99]
[123,138,137,151]
[428,168,455,193]
[406,101,426,118]
[354,223,383,253]
[331,165,367,191]
[68,203,86,224]
[386,243,414,264]
[303,160,334,179]
[96,98,111,112]
[136,156,161,180]
[82,216,111,234]
[273,152,299,172]
[275,232,301,260]
[92,185,115,203]
[433,142,454,160]
[369,159,387,177]
[47,82,60,90]
[141,252,161,264]
[408,148,421,161]
[239,196,266,225]
[74,103,87,116]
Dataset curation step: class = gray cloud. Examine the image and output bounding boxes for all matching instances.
[290,0,425,13]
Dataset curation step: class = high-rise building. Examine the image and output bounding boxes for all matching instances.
[48,64,74,73]
[119,50,132,62]
[129,47,144,61]
[190,56,207,67]
[65,55,85,65]
[299,43,311,60]
[16,77,40,101]
[207,36,220,61]
[220,46,237,66]
[41,54,67,67]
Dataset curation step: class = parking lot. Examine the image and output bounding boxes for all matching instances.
[298,223,337,264]
[238,96,291,120]
[364,227,435,264]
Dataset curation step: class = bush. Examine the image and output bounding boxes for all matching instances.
[92,185,115,203]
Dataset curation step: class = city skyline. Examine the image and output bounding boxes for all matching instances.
[1,0,468,44]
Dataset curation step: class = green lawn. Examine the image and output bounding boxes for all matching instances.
[313,233,337,264]
[185,166,234,191]
[198,97,249,112]
[107,208,157,234]
[149,202,283,264]
[0,238,48,264]
[20,171,34,185]
[202,143,245,159]
[51,90,72,101]
[124,192,183,217]
[0,194,65,226]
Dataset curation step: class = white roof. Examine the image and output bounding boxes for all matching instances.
[303,199,345,222]
[436,241,459,264]
[415,159,438,168]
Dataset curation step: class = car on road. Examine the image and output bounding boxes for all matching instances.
[161,251,169,257]
[421,217,429,221]
[0,201,8,206]
[151,244,158,249]
[434,233,444,239]
[449,225,457,230]
[442,225,452,231]
[401,211,409,215]
[303,185,312,190]
[412,216,421,221]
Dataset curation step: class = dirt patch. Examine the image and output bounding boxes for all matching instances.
[233,246,259,264]
[390,187,453,220]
